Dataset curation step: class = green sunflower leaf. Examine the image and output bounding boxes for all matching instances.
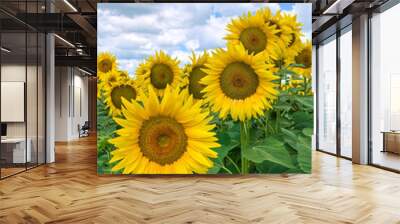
[243,137,296,169]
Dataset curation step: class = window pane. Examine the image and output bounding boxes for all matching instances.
[318,37,337,154]
[371,3,400,171]
[340,28,352,158]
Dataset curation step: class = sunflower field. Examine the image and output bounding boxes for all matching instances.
[97,6,313,175]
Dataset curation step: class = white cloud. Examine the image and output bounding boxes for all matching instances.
[118,59,141,76]
[98,3,311,72]
[185,40,200,51]
[289,4,312,40]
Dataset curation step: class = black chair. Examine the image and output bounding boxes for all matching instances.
[79,121,90,138]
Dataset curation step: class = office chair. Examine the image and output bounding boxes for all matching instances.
[79,121,90,138]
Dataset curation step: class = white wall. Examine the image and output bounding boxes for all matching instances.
[54,67,89,141]
[55,67,69,141]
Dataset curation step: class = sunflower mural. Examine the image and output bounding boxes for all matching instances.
[97,4,313,175]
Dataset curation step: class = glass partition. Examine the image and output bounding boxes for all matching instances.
[0,1,46,179]
[1,30,27,177]
[317,35,337,154]
[371,3,400,171]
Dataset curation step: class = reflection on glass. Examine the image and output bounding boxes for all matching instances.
[340,28,352,158]
[0,0,47,178]
[1,31,27,177]
[371,3,400,171]
[318,37,337,154]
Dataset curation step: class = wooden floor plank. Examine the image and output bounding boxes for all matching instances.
[0,135,400,224]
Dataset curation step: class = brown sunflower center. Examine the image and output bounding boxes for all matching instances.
[239,27,267,54]
[99,59,112,73]
[150,63,174,89]
[288,33,296,47]
[110,85,137,109]
[220,62,259,100]
[139,116,187,165]
[295,48,312,68]
[189,66,207,99]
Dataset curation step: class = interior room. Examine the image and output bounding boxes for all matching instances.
[0,0,399,223]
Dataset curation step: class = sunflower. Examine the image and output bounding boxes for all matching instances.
[118,70,130,79]
[201,44,278,121]
[269,41,295,74]
[109,86,220,174]
[181,51,209,101]
[281,12,304,57]
[97,68,121,98]
[98,52,117,75]
[257,9,293,49]
[292,41,312,78]
[138,51,182,97]
[135,62,148,77]
[281,78,312,96]
[225,11,279,58]
[104,79,140,117]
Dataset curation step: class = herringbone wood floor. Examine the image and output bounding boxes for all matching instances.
[1,135,400,224]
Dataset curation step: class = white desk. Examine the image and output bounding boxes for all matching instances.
[1,138,31,163]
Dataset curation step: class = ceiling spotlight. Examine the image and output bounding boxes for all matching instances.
[63,0,78,12]
[1,47,11,53]
[54,34,75,48]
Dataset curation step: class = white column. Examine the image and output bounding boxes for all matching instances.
[45,0,56,163]
[352,14,369,164]
[46,32,55,163]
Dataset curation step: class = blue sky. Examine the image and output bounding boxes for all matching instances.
[98,3,312,75]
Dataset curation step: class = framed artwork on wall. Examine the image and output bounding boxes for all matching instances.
[97,3,313,175]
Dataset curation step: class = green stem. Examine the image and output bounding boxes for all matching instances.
[226,155,241,174]
[220,166,233,174]
[264,111,270,135]
[240,120,250,174]
[275,110,281,132]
